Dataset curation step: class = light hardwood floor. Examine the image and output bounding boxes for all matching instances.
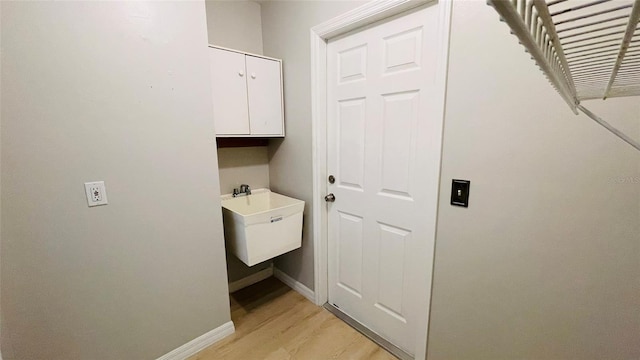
[189,277,396,360]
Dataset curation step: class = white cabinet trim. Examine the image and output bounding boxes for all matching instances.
[208,44,282,62]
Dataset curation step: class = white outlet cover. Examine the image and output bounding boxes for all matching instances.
[84,181,108,207]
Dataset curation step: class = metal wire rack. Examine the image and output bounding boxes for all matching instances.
[488,0,640,151]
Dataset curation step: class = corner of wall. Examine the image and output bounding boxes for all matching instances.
[0,1,4,356]
[204,0,272,286]
[204,0,264,54]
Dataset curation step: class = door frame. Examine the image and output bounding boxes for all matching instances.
[310,0,452,358]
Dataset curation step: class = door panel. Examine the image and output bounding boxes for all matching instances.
[383,26,423,73]
[338,44,367,83]
[337,211,364,297]
[376,222,410,320]
[246,55,283,135]
[327,5,442,355]
[337,98,366,190]
[209,48,250,135]
[379,91,419,198]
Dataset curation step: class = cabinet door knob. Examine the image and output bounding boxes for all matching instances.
[238,71,245,77]
[251,73,256,79]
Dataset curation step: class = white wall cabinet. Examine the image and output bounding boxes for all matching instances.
[209,46,284,137]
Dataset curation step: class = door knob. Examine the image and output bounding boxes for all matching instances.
[251,73,256,79]
[325,193,335,202]
[238,71,245,77]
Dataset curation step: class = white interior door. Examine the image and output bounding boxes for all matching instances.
[327,4,443,356]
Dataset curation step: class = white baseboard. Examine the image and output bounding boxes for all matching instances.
[273,268,315,303]
[156,321,234,360]
[228,264,274,293]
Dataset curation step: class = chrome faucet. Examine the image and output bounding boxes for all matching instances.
[233,184,251,197]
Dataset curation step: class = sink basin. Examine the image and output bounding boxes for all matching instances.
[221,189,304,266]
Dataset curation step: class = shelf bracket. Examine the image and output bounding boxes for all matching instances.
[577,104,640,152]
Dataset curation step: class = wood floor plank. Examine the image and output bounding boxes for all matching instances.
[189,277,396,360]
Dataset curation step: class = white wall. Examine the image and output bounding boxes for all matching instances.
[261,0,366,290]
[426,1,640,359]
[205,0,263,54]
[217,147,270,195]
[0,2,230,359]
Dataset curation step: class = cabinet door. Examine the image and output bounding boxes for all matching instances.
[246,56,284,136]
[209,48,250,135]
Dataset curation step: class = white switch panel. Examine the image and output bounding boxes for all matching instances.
[84,181,108,207]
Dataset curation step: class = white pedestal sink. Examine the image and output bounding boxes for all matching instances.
[221,189,304,266]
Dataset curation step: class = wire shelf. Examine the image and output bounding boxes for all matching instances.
[489,0,640,151]
[489,0,640,106]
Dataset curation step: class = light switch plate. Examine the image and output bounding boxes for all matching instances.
[84,181,108,207]
[451,179,470,207]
